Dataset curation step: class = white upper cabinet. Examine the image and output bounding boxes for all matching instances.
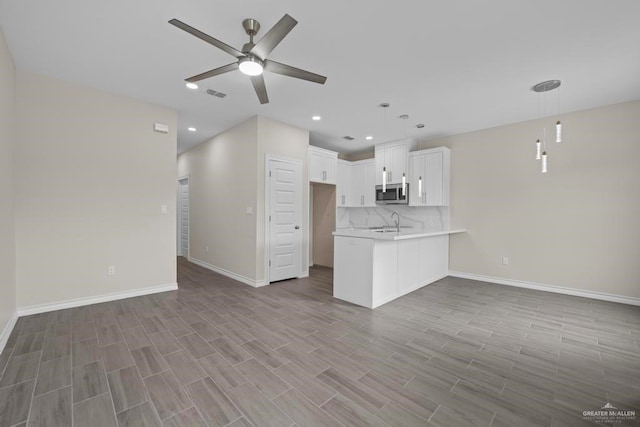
[374,140,410,185]
[408,147,450,206]
[336,160,351,207]
[308,146,337,184]
[350,159,376,207]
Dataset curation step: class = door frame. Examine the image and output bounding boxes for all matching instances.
[177,175,190,259]
[264,154,304,285]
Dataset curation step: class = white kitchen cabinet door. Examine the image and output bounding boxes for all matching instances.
[350,163,365,206]
[350,159,376,207]
[424,151,444,206]
[389,144,408,184]
[408,153,425,206]
[308,146,337,184]
[336,160,351,207]
[374,141,408,185]
[362,160,376,206]
[408,147,450,206]
[397,235,449,295]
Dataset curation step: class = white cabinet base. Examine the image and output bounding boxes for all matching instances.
[333,235,449,309]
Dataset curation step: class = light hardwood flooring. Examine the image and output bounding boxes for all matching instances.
[1,257,639,426]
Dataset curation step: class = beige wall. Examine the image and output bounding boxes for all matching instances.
[15,71,177,308]
[312,183,336,267]
[177,117,259,282]
[177,115,309,284]
[256,116,310,280]
[420,100,640,299]
[0,28,16,338]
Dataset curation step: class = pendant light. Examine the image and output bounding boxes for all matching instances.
[532,80,563,174]
[399,114,408,196]
[379,103,390,192]
[382,166,387,192]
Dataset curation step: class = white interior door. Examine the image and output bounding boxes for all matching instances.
[178,178,189,258]
[268,158,302,282]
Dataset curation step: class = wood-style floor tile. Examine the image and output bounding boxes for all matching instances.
[226,383,293,427]
[107,365,149,413]
[34,356,72,396]
[161,407,207,427]
[72,361,109,403]
[116,401,162,427]
[28,386,73,427]
[73,393,117,427]
[273,389,341,427]
[144,370,192,420]
[184,377,241,426]
[3,259,640,427]
[0,380,35,426]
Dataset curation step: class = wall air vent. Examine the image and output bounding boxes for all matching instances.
[205,89,227,98]
[343,136,354,141]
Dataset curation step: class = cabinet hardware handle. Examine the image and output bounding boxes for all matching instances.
[294,225,300,229]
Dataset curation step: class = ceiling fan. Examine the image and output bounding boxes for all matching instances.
[169,14,327,104]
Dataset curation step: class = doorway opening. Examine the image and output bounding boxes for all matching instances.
[177,176,189,259]
[309,183,336,268]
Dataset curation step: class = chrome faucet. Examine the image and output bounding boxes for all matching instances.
[391,211,400,232]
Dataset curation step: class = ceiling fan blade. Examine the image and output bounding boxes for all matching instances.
[169,19,243,58]
[265,60,327,85]
[250,75,269,104]
[250,14,297,59]
[185,62,239,82]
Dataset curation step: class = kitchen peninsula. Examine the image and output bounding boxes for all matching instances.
[332,228,465,308]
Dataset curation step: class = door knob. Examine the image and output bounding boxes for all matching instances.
[294,225,300,229]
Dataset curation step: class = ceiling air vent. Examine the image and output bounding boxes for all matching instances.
[205,89,227,98]
[343,136,354,141]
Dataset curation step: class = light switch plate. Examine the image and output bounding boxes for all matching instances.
[161,205,168,214]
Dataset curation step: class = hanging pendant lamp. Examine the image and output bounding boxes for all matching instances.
[532,80,563,174]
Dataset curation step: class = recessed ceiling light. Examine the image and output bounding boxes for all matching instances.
[312,116,321,121]
[186,82,198,90]
[365,136,373,140]
[188,127,197,132]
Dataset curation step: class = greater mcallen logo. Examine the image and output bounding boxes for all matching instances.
[583,402,636,424]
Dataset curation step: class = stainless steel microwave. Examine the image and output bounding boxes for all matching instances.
[375,183,408,205]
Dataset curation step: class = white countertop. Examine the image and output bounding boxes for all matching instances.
[332,227,466,241]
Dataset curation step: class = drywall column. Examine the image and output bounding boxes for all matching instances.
[0,26,17,347]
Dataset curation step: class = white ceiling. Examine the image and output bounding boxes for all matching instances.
[1,0,639,154]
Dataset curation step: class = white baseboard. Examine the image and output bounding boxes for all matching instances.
[0,312,19,355]
[448,271,640,307]
[17,283,179,317]
[189,257,265,288]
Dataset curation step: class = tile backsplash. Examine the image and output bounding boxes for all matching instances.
[337,205,449,231]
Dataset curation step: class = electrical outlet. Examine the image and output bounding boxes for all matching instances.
[502,257,509,265]
[107,265,116,276]
[205,246,209,252]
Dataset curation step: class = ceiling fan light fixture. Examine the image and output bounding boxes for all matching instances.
[238,56,264,76]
